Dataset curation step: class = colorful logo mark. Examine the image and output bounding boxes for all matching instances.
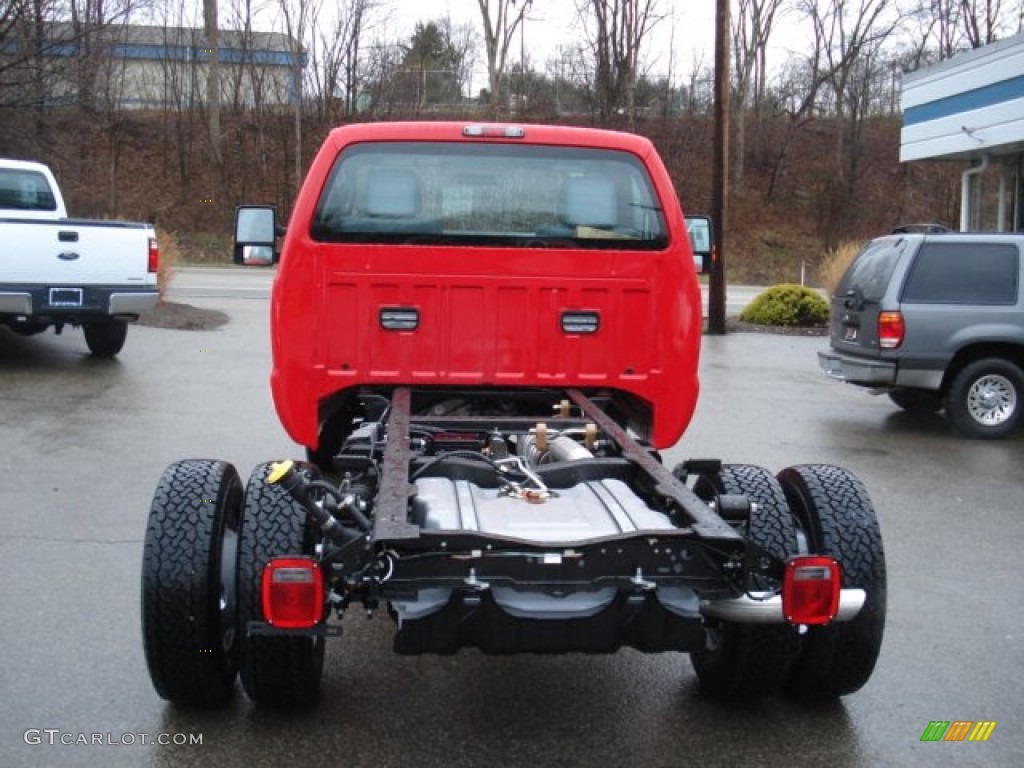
[920,721,996,742]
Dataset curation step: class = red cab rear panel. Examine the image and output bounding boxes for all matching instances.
[270,122,702,450]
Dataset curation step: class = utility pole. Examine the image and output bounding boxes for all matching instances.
[708,0,730,334]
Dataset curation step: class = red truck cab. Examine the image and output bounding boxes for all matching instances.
[246,122,702,457]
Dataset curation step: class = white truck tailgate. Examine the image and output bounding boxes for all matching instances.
[0,218,155,286]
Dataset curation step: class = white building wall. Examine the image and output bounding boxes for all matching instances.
[900,33,1024,162]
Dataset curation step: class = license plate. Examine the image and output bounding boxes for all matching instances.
[843,326,858,342]
[49,287,83,307]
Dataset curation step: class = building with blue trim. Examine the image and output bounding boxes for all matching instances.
[901,33,1024,231]
[5,23,305,109]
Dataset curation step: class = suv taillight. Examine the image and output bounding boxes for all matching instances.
[878,311,904,349]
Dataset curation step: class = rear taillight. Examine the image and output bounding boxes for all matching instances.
[148,237,160,274]
[782,556,841,625]
[261,557,324,629]
[878,310,904,349]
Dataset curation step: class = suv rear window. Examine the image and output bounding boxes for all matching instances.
[311,142,668,250]
[902,242,1019,304]
[836,238,906,301]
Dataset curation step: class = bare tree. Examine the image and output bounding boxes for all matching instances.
[475,0,531,114]
[439,15,477,102]
[361,39,403,115]
[960,0,1007,46]
[341,0,378,116]
[731,0,788,187]
[805,0,901,177]
[906,0,1019,62]
[576,0,664,125]
[304,0,377,127]
[276,0,316,190]
[222,0,253,110]
[0,0,55,116]
[150,4,202,195]
[547,42,595,115]
[795,0,903,245]
[764,27,829,202]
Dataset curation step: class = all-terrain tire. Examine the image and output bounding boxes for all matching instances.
[83,319,128,358]
[777,464,886,699]
[141,459,243,706]
[690,464,801,699]
[237,462,326,706]
[943,357,1024,439]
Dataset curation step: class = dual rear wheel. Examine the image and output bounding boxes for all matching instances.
[141,459,325,707]
[142,459,885,706]
[690,463,886,700]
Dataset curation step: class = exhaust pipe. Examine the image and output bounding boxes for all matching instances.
[700,588,865,624]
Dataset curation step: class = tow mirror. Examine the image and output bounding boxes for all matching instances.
[685,214,714,275]
[233,205,280,265]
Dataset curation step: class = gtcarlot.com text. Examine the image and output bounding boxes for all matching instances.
[24,729,202,746]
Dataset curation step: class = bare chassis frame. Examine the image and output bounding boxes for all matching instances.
[363,387,778,602]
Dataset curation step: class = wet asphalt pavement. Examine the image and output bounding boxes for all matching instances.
[1,272,1022,767]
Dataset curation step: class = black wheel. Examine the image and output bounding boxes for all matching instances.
[83,319,127,357]
[887,389,941,414]
[943,358,1024,439]
[777,464,886,699]
[141,459,242,706]
[237,462,326,706]
[690,464,801,699]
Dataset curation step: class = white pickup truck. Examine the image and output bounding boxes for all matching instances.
[0,158,159,357]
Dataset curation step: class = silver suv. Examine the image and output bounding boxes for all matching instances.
[818,232,1024,438]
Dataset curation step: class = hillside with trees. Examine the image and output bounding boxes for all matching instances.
[1,1,1019,284]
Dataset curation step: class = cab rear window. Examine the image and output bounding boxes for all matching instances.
[0,169,58,212]
[311,142,668,250]
[901,242,1019,304]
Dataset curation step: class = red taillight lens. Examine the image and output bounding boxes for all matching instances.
[782,556,841,625]
[147,237,160,274]
[261,557,324,628]
[878,310,904,349]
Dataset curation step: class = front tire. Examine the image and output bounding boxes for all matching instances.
[141,459,242,706]
[237,462,326,706]
[944,358,1024,439]
[777,464,886,699]
[690,464,801,699]
[83,319,128,357]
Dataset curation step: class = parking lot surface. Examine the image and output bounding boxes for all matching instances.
[1,277,1022,767]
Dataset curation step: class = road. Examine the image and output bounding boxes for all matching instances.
[1,280,1022,768]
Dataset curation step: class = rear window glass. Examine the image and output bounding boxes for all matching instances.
[311,142,668,250]
[835,238,906,301]
[902,242,1019,304]
[0,169,58,212]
